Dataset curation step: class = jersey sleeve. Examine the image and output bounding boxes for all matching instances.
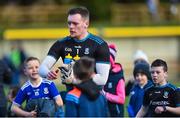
[47,40,63,60]
[174,88,180,107]
[143,89,150,106]
[13,88,27,106]
[95,41,110,63]
[49,82,61,99]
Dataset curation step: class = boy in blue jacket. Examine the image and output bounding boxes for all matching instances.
[127,62,152,117]
[65,57,109,117]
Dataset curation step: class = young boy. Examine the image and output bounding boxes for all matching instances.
[7,86,20,117]
[127,62,152,117]
[11,57,63,117]
[103,44,125,117]
[65,57,109,117]
[136,59,180,117]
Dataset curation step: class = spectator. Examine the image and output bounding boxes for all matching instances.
[9,44,27,86]
[65,57,109,117]
[103,43,125,117]
[125,49,149,96]
[146,0,160,22]
[7,86,20,117]
[136,59,180,117]
[11,57,63,117]
[0,59,12,116]
[127,62,152,117]
[170,0,179,15]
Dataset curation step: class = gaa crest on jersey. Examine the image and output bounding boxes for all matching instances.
[163,91,169,98]
[84,48,89,54]
[44,87,49,94]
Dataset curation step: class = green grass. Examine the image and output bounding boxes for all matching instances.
[124,96,130,117]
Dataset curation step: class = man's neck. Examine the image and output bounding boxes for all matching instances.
[156,80,167,87]
[78,32,89,40]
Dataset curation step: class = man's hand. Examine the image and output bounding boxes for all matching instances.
[47,69,59,80]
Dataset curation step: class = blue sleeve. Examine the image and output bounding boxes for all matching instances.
[65,101,78,117]
[128,89,135,117]
[143,89,149,106]
[14,89,27,106]
[49,82,60,98]
[127,104,135,117]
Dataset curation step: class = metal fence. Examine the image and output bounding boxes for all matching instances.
[0,3,179,26]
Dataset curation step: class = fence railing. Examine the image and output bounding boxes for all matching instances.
[0,4,71,25]
[110,3,180,25]
[0,4,179,26]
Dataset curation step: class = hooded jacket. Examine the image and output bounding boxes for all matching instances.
[65,79,108,117]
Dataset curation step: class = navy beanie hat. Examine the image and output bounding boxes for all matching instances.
[133,63,151,80]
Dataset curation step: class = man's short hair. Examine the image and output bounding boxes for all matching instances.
[151,59,168,72]
[68,6,89,20]
[73,56,95,81]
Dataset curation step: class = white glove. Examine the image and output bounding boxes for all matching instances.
[59,62,74,84]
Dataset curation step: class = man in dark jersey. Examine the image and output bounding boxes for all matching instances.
[39,7,110,89]
[136,59,180,117]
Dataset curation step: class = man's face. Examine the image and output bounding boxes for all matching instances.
[150,66,167,85]
[67,14,88,39]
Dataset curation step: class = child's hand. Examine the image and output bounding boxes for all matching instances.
[27,110,37,117]
[100,89,107,97]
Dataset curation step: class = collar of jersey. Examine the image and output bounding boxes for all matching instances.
[155,82,169,88]
[29,77,43,88]
[73,33,90,42]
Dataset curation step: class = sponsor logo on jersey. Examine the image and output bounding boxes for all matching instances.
[84,48,89,54]
[155,91,161,93]
[151,101,169,106]
[35,91,39,96]
[34,89,39,96]
[74,45,81,48]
